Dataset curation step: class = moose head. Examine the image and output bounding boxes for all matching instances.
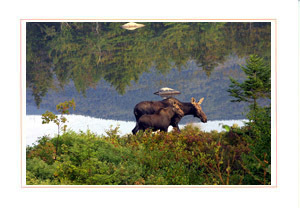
[172,103,184,117]
[191,97,207,123]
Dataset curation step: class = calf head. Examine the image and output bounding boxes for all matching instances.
[191,97,207,123]
[172,103,184,117]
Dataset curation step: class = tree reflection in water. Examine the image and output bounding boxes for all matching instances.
[26,22,271,108]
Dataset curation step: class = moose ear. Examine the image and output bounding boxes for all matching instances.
[191,97,196,103]
[198,97,204,105]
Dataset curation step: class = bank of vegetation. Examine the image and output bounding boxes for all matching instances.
[26,111,270,185]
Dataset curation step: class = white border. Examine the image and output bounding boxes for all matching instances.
[0,0,298,208]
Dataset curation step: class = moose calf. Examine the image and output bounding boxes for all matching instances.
[134,103,184,134]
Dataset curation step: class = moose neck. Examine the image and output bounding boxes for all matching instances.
[181,102,195,115]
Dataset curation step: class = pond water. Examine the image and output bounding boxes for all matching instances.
[26,22,270,125]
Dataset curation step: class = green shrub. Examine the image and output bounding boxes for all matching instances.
[26,123,271,185]
[241,106,271,185]
[26,157,58,184]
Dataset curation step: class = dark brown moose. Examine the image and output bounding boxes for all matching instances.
[136,103,184,133]
[132,97,207,134]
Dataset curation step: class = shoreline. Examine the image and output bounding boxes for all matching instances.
[25,114,247,146]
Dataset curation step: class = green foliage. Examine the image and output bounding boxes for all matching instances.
[27,130,143,185]
[222,124,231,132]
[26,157,58,184]
[27,136,56,164]
[227,54,271,112]
[227,54,271,185]
[56,99,76,114]
[42,99,76,133]
[241,106,271,185]
[26,124,271,185]
[41,99,76,159]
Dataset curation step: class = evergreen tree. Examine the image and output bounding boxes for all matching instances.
[227,55,271,184]
[227,54,271,115]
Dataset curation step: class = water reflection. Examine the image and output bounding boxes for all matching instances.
[26,22,271,118]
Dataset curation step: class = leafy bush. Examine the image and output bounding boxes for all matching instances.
[26,123,271,185]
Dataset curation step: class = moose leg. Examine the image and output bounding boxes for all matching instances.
[132,123,139,135]
[172,124,181,132]
[171,118,181,132]
[132,110,141,135]
[160,128,168,132]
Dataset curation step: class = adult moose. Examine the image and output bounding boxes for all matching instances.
[137,103,184,133]
[132,97,207,134]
